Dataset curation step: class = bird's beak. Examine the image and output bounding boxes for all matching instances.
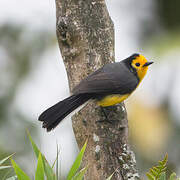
[143,61,154,67]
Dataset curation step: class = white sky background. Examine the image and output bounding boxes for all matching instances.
[0,0,55,29]
[3,0,180,177]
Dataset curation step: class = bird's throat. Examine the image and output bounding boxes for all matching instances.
[137,67,148,82]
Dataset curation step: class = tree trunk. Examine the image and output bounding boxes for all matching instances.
[55,0,139,179]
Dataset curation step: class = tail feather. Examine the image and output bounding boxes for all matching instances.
[38,94,91,131]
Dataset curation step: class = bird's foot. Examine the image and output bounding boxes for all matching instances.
[96,107,118,124]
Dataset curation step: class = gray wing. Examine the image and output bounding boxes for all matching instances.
[72,62,139,95]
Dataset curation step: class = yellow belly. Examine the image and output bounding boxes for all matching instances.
[97,94,130,107]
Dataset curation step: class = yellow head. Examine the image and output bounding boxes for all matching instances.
[131,54,153,81]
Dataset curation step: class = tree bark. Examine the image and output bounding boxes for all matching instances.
[55,0,140,179]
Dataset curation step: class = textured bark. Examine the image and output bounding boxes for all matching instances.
[55,0,139,179]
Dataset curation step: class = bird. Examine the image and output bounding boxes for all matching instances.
[39,53,153,131]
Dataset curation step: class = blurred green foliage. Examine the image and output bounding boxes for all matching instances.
[146,154,168,180]
[158,0,180,30]
[9,133,88,180]
[142,0,180,52]
[0,23,55,125]
[146,154,180,180]
[0,23,56,179]
[2,133,115,180]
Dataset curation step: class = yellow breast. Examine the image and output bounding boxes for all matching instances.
[97,94,130,107]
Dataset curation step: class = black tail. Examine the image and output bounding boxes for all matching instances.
[38,94,91,131]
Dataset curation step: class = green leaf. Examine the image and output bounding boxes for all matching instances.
[43,159,56,180]
[158,161,164,165]
[0,166,11,170]
[169,172,177,180]
[11,159,31,180]
[52,154,58,169]
[106,172,115,180]
[146,154,168,180]
[146,173,155,180]
[52,145,60,170]
[152,167,160,173]
[27,130,40,158]
[2,168,13,180]
[67,140,87,180]
[159,172,166,180]
[161,167,167,171]
[150,169,158,177]
[27,130,55,180]
[72,167,88,180]
[162,154,168,164]
[0,154,14,166]
[55,145,59,180]
[6,175,17,180]
[35,153,44,180]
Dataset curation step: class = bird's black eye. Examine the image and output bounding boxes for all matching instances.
[135,63,140,67]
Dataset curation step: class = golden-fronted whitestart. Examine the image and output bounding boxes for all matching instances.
[39,53,153,131]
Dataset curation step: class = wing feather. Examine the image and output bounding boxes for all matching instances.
[73,62,139,95]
